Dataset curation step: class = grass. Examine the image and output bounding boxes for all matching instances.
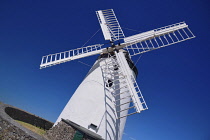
[15,120,46,136]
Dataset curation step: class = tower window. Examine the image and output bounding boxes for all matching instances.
[106,79,113,87]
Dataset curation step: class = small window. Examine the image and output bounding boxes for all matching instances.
[90,123,97,130]
[106,79,113,87]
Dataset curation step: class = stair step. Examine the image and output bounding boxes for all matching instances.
[113,90,129,97]
[114,95,131,102]
[118,112,139,119]
[115,100,132,107]
[117,106,135,113]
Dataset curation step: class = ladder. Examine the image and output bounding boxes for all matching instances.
[100,52,148,119]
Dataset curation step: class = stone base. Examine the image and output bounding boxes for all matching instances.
[45,121,75,140]
[45,119,103,140]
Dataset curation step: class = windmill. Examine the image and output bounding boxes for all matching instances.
[40,9,195,140]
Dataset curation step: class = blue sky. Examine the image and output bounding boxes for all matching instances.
[0,0,209,140]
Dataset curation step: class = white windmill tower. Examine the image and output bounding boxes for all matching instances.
[40,9,195,140]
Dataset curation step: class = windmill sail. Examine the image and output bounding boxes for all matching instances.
[100,51,148,119]
[40,44,104,69]
[115,51,148,117]
[122,22,195,56]
[96,9,125,41]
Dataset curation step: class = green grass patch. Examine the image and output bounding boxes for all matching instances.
[15,120,46,136]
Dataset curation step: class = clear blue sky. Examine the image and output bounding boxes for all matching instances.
[0,0,209,140]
